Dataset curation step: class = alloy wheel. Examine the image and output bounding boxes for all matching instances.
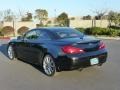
[7,45,14,60]
[43,55,56,76]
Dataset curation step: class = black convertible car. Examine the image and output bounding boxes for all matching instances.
[7,27,107,76]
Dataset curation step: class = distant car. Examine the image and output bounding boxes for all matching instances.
[7,27,108,76]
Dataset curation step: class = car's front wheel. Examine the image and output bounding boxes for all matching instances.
[7,45,15,60]
[42,55,56,76]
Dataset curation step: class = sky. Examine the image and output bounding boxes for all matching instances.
[0,0,120,17]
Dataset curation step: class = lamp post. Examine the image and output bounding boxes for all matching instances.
[54,9,57,26]
[13,20,15,37]
[12,15,17,37]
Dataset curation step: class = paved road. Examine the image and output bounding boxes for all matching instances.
[0,40,120,90]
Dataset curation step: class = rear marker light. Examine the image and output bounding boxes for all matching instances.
[99,42,106,50]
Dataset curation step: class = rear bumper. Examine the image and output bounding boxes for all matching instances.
[55,49,108,70]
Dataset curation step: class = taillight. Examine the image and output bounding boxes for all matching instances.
[99,42,106,50]
[62,45,84,54]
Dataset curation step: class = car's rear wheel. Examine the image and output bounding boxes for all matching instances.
[7,45,15,60]
[42,55,56,76]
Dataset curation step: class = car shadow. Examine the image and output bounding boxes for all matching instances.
[0,44,8,58]
[18,59,46,75]
[0,43,46,76]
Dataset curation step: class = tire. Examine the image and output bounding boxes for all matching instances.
[7,45,15,60]
[97,63,103,66]
[42,55,56,76]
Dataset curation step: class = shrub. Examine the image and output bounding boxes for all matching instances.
[118,31,120,36]
[36,23,44,27]
[109,25,120,30]
[76,27,120,37]
[1,26,14,36]
[0,31,3,36]
[84,28,92,35]
[91,27,102,35]
[75,28,85,33]
[18,26,29,35]
[109,29,119,37]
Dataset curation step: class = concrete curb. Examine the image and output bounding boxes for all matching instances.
[96,37,120,40]
[0,37,17,40]
[0,37,10,40]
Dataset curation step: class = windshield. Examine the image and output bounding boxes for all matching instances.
[53,28,84,39]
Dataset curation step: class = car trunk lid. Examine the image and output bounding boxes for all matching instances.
[54,36,100,52]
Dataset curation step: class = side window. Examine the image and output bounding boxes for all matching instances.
[24,30,38,40]
[36,30,51,40]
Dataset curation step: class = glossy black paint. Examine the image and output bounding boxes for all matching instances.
[8,27,108,71]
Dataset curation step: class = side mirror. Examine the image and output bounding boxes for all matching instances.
[17,36,23,40]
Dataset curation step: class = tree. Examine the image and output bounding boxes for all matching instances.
[118,13,120,25]
[83,15,91,20]
[113,13,120,26]
[0,11,4,21]
[35,9,48,26]
[4,9,14,22]
[94,10,107,20]
[56,12,69,27]
[70,17,75,20]
[93,10,107,27]
[21,12,32,21]
[108,11,120,26]
[108,11,115,26]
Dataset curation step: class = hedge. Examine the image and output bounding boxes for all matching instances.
[76,27,120,37]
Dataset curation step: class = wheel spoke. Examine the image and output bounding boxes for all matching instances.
[47,67,52,74]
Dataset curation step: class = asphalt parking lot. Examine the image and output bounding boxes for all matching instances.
[0,39,120,90]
